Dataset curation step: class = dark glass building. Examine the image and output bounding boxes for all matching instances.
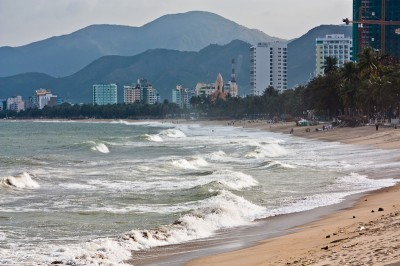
[353,0,400,60]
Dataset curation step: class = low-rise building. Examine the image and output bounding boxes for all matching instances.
[195,83,214,97]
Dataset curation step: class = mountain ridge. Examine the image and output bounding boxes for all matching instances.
[0,40,251,103]
[0,11,280,78]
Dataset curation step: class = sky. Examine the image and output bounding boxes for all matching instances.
[0,0,352,47]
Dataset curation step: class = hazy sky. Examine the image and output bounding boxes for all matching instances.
[0,0,352,47]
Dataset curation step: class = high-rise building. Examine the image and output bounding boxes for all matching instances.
[352,0,400,59]
[172,85,193,109]
[229,58,239,97]
[93,84,118,105]
[137,78,159,104]
[250,41,288,95]
[34,89,58,109]
[124,85,141,104]
[315,34,353,76]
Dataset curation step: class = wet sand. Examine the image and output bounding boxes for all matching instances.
[187,121,400,266]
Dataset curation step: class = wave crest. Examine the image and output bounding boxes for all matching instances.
[245,143,287,159]
[91,143,110,154]
[1,172,40,189]
[170,157,208,170]
[160,128,186,138]
[143,134,163,142]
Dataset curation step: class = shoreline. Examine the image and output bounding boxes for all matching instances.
[187,121,400,266]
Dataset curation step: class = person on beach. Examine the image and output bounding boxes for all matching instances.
[376,123,379,131]
[289,128,294,134]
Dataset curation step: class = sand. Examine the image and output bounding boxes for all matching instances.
[187,121,400,266]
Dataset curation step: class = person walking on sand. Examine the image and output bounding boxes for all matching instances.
[376,123,379,131]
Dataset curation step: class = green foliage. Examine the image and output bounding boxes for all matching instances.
[0,102,181,120]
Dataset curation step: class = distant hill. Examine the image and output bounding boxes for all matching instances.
[287,24,352,88]
[0,11,280,78]
[0,40,251,103]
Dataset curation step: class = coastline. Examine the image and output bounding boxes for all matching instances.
[187,121,400,266]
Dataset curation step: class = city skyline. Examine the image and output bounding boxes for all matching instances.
[0,0,352,47]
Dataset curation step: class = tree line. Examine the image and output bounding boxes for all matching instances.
[1,47,399,122]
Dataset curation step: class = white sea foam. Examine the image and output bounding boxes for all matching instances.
[144,134,163,142]
[335,173,397,191]
[245,143,287,159]
[160,128,186,138]
[2,190,266,265]
[170,157,208,170]
[1,172,40,189]
[91,143,110,154]
[209,150,227,161]
[265,174,398,217]
[116,190,266,250]
[210,170,259,190]
[261,160,296,169]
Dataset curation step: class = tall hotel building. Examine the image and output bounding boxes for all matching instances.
[250,41,288,95]
[352,0,400,59]
[315,34,353,76]
[93,84,118,105]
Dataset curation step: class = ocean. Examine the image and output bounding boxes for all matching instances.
[0,120,399,265]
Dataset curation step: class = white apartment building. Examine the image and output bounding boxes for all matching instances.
[315,34,353,76]
[250,42,288,95]
[6,96,25,112]
[93,84,118,105]
[34,89,58,109]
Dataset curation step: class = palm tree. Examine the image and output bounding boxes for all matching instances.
[323,56,338,74]
[339,61,359,115]
[357,47,380,79]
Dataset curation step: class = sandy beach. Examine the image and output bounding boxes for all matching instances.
[187,121,400,266]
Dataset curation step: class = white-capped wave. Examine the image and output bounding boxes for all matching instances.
[170,157,208,170]
[211,170,259,190]
[144,134,163,142]
[5,190,266,265]
[209,150,227,161]
[261,160,296,169]
[1,172,40,189]
[244,143,287,159]
[160,128,186,138]
[118,190,266,250]
[91,143,110,154]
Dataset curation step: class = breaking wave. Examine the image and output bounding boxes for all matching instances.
[1,172,40,189]
[244,143,287,159]
[260,160,296,169]
[160,128,186,138]
[143,134,163,142]
[170,157,209,170]
[91,142,110,154]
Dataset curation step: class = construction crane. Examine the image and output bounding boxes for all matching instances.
[343,0,400,54]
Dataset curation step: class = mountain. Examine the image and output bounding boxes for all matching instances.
[0,40,251,103]
[0,11,281,78]
[287,24,352,87]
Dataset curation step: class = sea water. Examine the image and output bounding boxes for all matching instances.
[0,120,399,265]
